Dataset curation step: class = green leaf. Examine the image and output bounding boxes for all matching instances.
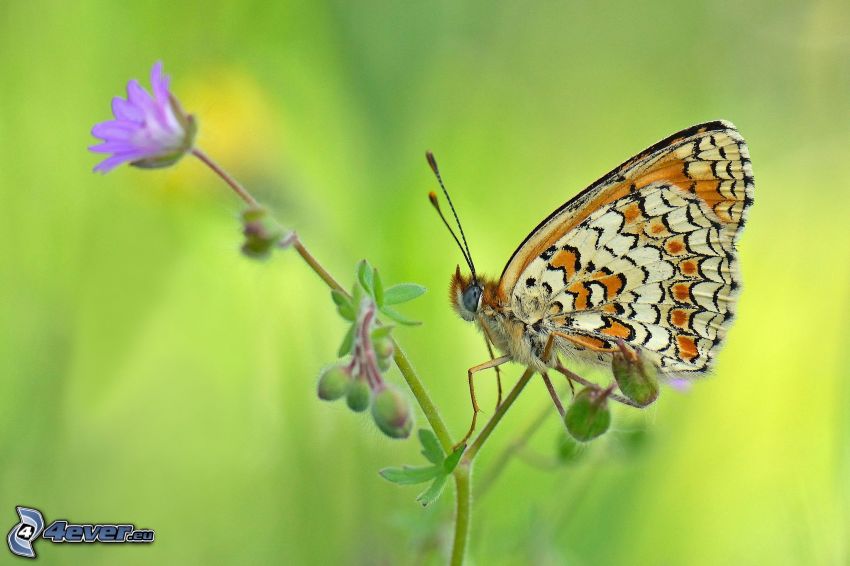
[371,326,394,341]
[379,465,442,485]
[380,305,421,326]
[334,292,355,321]
[442,445,465,473]
[338,324,355,357]
[331,289,351,308]
[418,429,444,465]
[351,278,364,310]
[357,260,373,295]
[373,268,384,307]
[416,474,448,507]
[383,283,427,305]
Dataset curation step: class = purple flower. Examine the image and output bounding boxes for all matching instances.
[90,61,196,173]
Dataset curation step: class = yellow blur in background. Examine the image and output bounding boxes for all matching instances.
[1,1,849,564]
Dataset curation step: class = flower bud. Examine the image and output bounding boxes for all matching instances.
[317,364,352,401]
[371,386,413,439]
[346,377,372,412]
[612,346,659,407]
[377,355,392,372]
[241,207,284,259]
[372,336,394,360]
[565,387,611,442]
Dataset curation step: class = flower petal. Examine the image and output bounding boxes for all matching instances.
[111,96,144,123]
[91,120,138,141]
[150,61,171,104]
[88,140,145,154]
[93,153,139,173]
[126,79,157,118]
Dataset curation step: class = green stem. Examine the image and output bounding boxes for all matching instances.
[447,367,535,565]
[192,148,259,208]
[450,463,471,566]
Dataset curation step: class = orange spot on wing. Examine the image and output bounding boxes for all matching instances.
[592,272,625,300]
[622,202,642,223]
[567,282,590,310]
[600,319,632,339]
[601,304,618,314]
[650,222,665,234]
[671,309,689,328]
[676,335,699,362]
[680,260,697,276]
[666,237,685,255]
[550,249,579,280]
[673,283,691,302]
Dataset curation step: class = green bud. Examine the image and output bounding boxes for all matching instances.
[372,336,394,360]
[371,386,413,439]
[317,365,352,401]
[240,206,285,260]
[612,348,659,407]
[346,377,372,412]
[556,434,584,464]
[377,355,392,372]
[565,387,611,442]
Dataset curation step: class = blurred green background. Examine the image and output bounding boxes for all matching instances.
[2,1,849,564]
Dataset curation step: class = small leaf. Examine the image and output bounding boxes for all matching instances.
[442,445,465,473]
[351,279,364,309]
[418,429,444,465]
[331,289,351,308]
[371,326,394,340]
[357,260,373,295]
[384,283,427,305]
[416,475,448,507]
[338,324,355,357]
[373,268,384,307]
[380,306,421,326]
[379,465,442,485]
[335,295,355,321]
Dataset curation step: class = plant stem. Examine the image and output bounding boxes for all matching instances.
[192,148,259,208]
[291,239,346,292]
[449,463,471,566]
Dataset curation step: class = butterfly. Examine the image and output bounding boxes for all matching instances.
[428,120,753,444]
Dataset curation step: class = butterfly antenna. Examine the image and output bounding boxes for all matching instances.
[426,151,478,281]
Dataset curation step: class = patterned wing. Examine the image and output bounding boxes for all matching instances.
[504,121,753,376]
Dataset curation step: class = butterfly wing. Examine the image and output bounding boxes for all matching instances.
[502,121,753,376]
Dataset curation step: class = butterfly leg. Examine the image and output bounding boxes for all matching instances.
[540,372,566,419]
[453,355,511,451]
[484,338,504,409]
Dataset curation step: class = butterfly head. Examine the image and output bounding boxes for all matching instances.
[450,266,483,321]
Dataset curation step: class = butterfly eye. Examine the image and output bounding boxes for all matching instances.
[462,285,483,314]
